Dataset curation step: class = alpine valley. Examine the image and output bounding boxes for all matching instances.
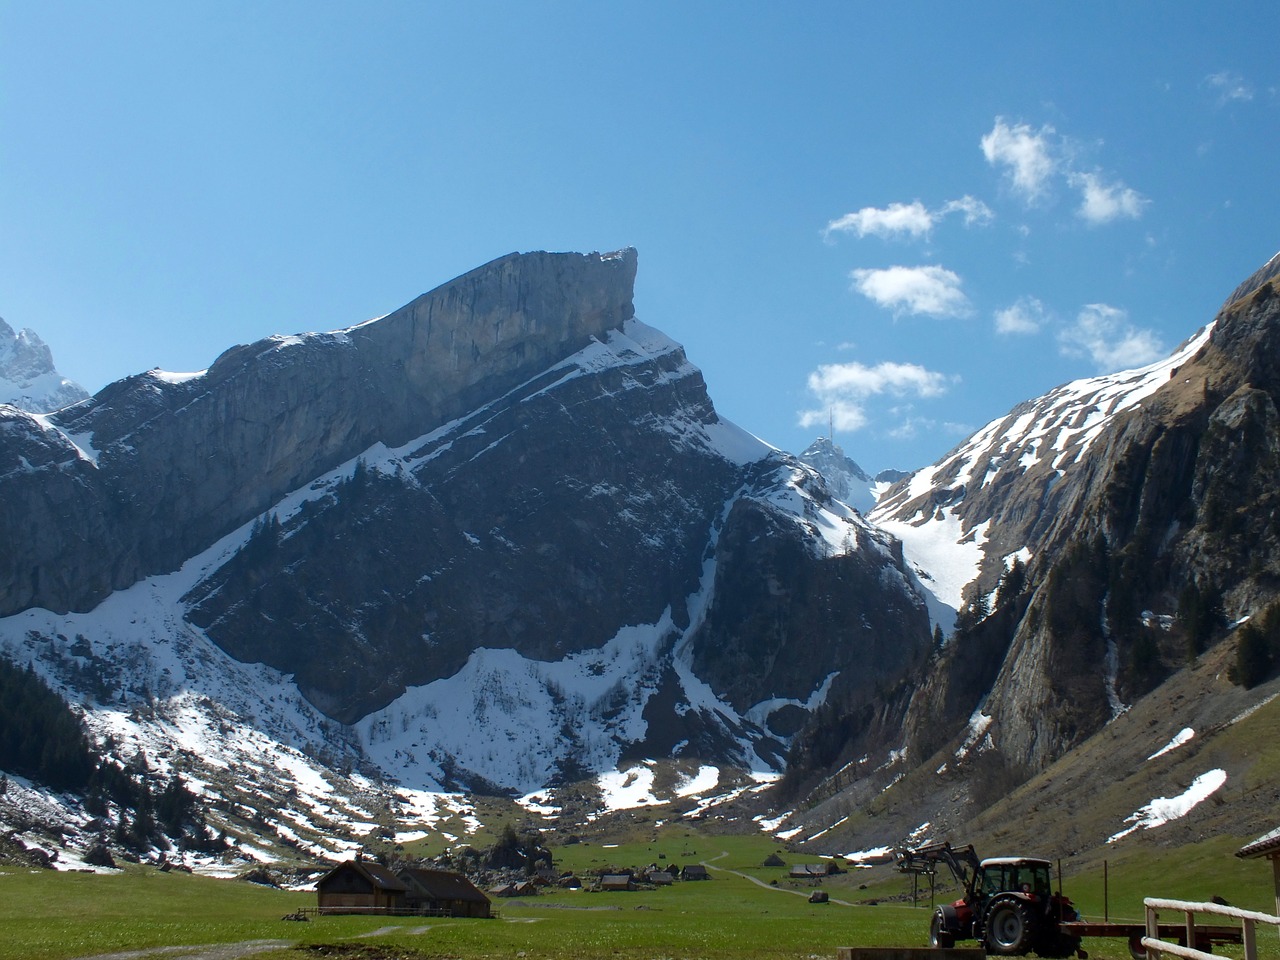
[2,248,1280,877]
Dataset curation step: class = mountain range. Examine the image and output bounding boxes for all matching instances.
[2,247,1279,873]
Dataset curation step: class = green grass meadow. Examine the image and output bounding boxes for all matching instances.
[2,829,1277,960]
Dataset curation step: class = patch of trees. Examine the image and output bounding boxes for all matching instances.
[0,656,225,857]
[84,759,226,856]
[0,656,96,792]
[1230,602,1280,689]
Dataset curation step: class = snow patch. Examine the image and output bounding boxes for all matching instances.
[1147,728,1195,761]
[1107,769,1227,843]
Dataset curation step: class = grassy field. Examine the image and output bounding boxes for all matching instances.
[1,827,1277,960]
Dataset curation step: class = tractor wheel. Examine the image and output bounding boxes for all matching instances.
[985,898,1036,955]
[930,909,955,949]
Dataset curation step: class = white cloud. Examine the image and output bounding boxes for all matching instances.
[981,116,1149,227]
[807,361,951,399]
[824,196,993,241]
[1059,303,1164,371]
[1071,171,1148,224]
[798,360,954,434]
[798,401,869,433]
[1206,70,1254,104]
[851,265,971,318]
[994,297,1046,335]
[825,201,933,240]
[981,118,1058,202]
[940,195,995,227]
[887,417,972,441]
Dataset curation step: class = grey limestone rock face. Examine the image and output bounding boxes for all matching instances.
[1,248,930,762]
[891,259,1280,776]
[0,250,638,617]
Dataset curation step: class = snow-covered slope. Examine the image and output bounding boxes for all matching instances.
[796,437,878,513]
[870,322,1216,619]
[0,250,936,873]
[0,317,88,413]
[0,318,925,805]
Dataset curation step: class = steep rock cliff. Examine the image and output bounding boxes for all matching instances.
[0,250,637,616]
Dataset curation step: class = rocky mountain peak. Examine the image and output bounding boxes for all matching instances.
[0,247,931,797]
[797,436,878,512]
[0,250,640,617]
[0,316,89,413]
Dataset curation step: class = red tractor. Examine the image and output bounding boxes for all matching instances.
[897,842,1084,958]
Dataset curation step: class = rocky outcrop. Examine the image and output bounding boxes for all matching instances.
[0,250,638,617]
[180,317,740,722]
[877,255,1280,778]
[0,249,930,785]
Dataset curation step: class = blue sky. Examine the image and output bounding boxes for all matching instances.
[2,3,1277,472]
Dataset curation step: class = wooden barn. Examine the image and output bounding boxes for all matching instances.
[397,867,491,918]
[316,860,407,913]
[789,862,838,879]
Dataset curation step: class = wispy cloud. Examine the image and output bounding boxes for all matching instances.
[1206,70,1254,104]
[981,118,1058,202]
[1071,171,1148,225]
[994,296,1046,335]
[824,195,993,240]
[798,360,955,433]
[1059,303,1164,370]
[887,416,973,441]
[940,195,995,227]
[825,201,933,240]
[851,265,971,318]
[981,117,1148,224]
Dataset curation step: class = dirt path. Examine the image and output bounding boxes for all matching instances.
[701,851,857,906]
[69,941,294,960]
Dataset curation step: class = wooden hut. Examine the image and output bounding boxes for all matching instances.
[1237,827,1280,917]
[316,860,407,913]
[763,853,786,868]
[398,867,492,918]
[681,864,710,881]
[789,862,837,879]
[601,874,635,891]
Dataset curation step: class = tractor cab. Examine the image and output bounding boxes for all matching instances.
[978,857,1054,902]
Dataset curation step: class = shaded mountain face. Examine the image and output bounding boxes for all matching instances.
[0,249,930,793]
[0,250,640,618]
[852,252,1280,785]
[0,317,89,413]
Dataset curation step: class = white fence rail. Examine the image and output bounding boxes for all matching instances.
[1143,897,1280,960]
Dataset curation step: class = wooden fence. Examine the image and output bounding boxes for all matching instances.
[1143,897,1280,960]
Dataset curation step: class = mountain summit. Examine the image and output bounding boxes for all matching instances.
[0,317,89,413]
[0,249,929,796]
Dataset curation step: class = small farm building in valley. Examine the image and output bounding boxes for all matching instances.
[316,860,407,913]
[398,868,492,918]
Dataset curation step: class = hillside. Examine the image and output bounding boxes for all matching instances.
[6,248,1280,889]
[0,249,931,874]
[769,251,1280,869]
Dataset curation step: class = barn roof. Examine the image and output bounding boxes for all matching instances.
[1238,826,1280,860]
[398,867,490,903]
[317,859,407,892]
[789,863,833,876]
